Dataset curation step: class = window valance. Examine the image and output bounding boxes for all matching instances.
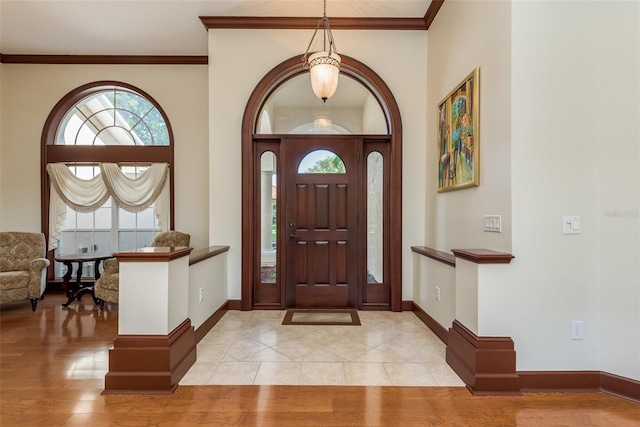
[46,163,169,251]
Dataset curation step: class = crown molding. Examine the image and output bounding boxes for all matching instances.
[199,16,427,31]
[424,0,445,29]
[0,55,208,65]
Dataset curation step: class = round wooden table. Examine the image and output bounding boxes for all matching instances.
[54,252,114,307]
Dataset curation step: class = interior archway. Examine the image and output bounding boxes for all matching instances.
[241,55,403,311]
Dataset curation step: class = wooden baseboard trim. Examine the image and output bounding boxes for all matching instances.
[103,319,196,395]
[518,370,600,392]
[227,299,242,310]
[411,302,448,345]
[519,370,639,402]
[446,320,520,395]
[194,302,229,343]
[401,300,413,311]
[601,371,640,402]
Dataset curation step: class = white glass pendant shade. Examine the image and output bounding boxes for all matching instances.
[308,51,341,101]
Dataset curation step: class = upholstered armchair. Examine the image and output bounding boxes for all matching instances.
[0,232,50,311]
[94,231,190,310]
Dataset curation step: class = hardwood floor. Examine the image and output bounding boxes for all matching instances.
[2,293,640,426]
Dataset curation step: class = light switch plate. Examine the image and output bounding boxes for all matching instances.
[483,215,502,232]
[563,216,581,235]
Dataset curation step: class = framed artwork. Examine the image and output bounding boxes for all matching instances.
[437,67,479,193]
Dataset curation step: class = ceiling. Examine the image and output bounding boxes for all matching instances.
[0,1,433,56]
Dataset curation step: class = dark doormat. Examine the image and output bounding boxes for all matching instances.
[282,309,361,326]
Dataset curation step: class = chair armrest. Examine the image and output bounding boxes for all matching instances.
[28,258,50,298]
[103,258,119,275]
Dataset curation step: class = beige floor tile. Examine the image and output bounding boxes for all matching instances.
[198,330,240,346]
[206,361,260,385]
[214,319,246,331]
[226,337,269,359]
[344,329,386,348]
[250,310,285,320]
[271,336,319,360]
[239,348,292,362]
[343,362,392,386]
[196,344,228,363]
[323,338,370,361]
[179,362,217,385]
[299,362,346,385]
[383,363,439,386]
[239,319,274,336]
[298,349,347,362]
[253,361,301,385]
[192,310,464,387]
[248,328,297,347]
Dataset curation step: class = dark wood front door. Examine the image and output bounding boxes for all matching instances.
[284,138,359,308]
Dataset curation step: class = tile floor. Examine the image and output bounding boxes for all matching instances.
[180,310,465,387]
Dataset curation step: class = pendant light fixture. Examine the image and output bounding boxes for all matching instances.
[302,0,341,102]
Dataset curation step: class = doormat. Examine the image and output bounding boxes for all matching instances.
[282,309,360,326]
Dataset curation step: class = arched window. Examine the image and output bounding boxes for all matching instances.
[41,81,174,280]
[298,150,346,174]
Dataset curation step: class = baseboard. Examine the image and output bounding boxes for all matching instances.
[401,300,413,311]
[411,301,448,345]
[519,370,640,403]
[194,301,229,343]
[600,371,640,402]
[103,319,196,394]
[227,299,242,310]
[518,370,601,392]
[446,320,520,395]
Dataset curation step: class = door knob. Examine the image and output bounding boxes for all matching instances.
[289,234,299,240]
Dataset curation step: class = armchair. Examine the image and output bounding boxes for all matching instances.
[94,231,190,310]
[0,232,50,311]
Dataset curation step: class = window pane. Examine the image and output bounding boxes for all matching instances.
[256,73,389,135]
[118,231,137,252]
[76,231,93,253]
[137,208,156,229]
[137,232,155,248]
[119,209,136,229]
[260,152,277,283]
[298,150,346,174]
[76,211,94,229]
[93,231,111,253]
[367,152,383,284]
[95,206,111,229]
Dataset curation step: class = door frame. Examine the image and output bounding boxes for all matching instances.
[241,55,403,311]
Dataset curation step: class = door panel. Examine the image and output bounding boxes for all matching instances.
[285,138,359,308]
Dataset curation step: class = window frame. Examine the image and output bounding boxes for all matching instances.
[41,81,175,281]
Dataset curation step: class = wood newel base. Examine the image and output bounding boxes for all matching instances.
[446,320,521,395]
[103,319,196,395]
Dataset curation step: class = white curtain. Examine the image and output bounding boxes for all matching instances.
[46,163,170,251]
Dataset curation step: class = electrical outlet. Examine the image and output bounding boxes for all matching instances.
[199,287,205,303]
[571,320,583,340]
[435,286,441,302]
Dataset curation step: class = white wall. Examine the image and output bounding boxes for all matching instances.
[208,29,427,300]
[188,253,228,330]
[412,254,456,329]
[507,0,639,379]
[425,0,639,381]
[0,64,210,249]
[595,1,640,380]
[425,0,512,253]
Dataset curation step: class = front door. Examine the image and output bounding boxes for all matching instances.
[284,137,359,308]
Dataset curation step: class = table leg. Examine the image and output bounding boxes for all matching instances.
[91,259,104,305]
[62,261,83,307]
[61,261,74,307]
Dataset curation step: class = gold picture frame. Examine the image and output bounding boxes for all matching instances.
[437,67,479,193]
